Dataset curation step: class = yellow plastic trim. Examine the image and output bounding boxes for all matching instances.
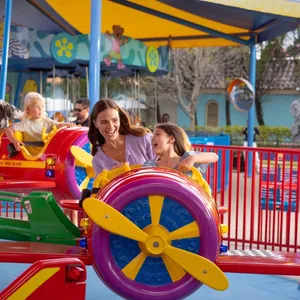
[93,164,212,197]
[190,167,212,196]
[0,160,45,169]
[93,163,141,189]
[220,224,228,235]
[14,127,59,161]
[41,125,58,144]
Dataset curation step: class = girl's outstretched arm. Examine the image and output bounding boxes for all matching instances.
[178,151,218,173]
[191,152,219,164]
[56,122,77,128]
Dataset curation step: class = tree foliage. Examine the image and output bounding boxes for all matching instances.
[141,47,247,130]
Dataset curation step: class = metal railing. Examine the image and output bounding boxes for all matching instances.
[193,144,300,252]
[1,144,299,252]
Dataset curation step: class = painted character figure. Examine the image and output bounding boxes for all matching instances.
[0,21,29,63]
[103,25,128,70]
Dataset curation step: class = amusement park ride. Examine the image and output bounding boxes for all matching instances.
[0,0,300,299]
[0,126,93,200]
[1,128,300,299]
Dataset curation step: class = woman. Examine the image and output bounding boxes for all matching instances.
[88,99,154,175]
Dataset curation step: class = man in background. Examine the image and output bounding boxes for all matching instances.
[74,98,90,127]
[161,113,170,123]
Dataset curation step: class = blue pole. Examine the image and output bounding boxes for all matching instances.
[247,43,257,176]
[89,0,102,109]
[0,0,12,101]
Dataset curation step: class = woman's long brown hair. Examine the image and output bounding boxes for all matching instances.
[88,99,151,156]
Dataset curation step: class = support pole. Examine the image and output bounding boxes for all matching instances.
[104,73,108,98]
[134,70,137,122]
[89,0,102,109]
[0,0,12,100]
[66,74,69,119]
[247,43,257,177]
[71,74,75,106]
[52,64,56,113]
[137,72,140,122]
[39,71,43,95]
[131,77,134,119]
[85,66,89,98]
[154,77,157,124]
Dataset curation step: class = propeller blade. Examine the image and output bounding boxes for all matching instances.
[148,195,164,225]
[79,176,90,190]
[83,197,148,243]
[71,146,93,168]
[164,245,229,291]
[169,221,200,240]
[122,252,147,280]
[162,254,186,281]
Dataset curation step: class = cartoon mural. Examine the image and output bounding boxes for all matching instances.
[1,23,169,72]
[0,21,30,64]
[5,84,12,103]
[22,79,38,95]
[1,23,169,107]
[103,25,129,69]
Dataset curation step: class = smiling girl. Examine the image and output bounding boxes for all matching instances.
[143,123,218,173]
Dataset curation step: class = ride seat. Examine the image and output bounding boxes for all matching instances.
[14,131,44,156]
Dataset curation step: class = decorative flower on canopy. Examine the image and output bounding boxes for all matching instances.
[56,38,74,58]
[146,45,159,73]
[51,33,77,64]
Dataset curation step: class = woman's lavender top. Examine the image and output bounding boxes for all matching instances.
[92,133,154,176]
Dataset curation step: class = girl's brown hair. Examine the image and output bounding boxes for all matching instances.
[88,99,151,155]
[155,123,191,156]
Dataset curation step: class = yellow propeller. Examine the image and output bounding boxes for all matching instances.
[71,145,93,168]
[71,146,95,189]
[83,197,229,291]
